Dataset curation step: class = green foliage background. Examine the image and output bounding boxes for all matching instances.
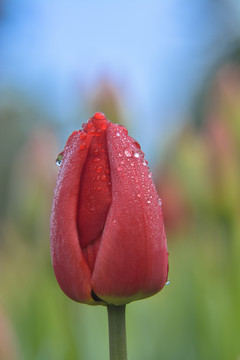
[0,64,240,360]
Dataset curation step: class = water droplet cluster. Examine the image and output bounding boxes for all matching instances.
[106,122,166,250]
[76,112,112,269]
[80,113,112,205]
[78,112,109,152]
[55,113,109,167]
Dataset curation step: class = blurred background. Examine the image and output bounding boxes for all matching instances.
[1,0,240,359]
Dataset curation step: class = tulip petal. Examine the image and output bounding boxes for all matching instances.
[50,131,94,303]
[92,124,168,304]
[77,130,111,266]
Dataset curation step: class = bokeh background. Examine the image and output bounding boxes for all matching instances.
[1,1,240,359]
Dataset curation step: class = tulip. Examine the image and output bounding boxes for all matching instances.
[50,112,168,306]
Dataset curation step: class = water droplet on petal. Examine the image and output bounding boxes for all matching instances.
[101,174,107,181]
[94,112,105,120]
[100,123,107,130]
[142,160,147,166]
[96,166,102,173]
[80,143,86,150]
[79,132,87,140]
[87,122,93,128]
[137,193,141,198]
[116,132,120,137]
[120,160,125,165]
[130,163,134,167]
[134,141,141,149]
[56,159,62,166]
[56,152,64,166]
[124,149,132,158]
[105,168,110,174]
[118,125,128,135]
[165,280,170,285]
[94,148,99,156]
[134,153,140,158]
[158,198,162,206]
[148,173,152,178]
[147,200,151,204]
[93,157,101,163]
[117,166,123,171]
[97,186,102,191]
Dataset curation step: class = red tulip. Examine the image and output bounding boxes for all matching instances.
[50,113,168,305]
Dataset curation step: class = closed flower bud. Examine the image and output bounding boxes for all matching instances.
[50,113,168,305]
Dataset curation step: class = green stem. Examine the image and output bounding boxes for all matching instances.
[107,305,128,360]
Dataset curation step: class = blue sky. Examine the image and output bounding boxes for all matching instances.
[0,0,239,159]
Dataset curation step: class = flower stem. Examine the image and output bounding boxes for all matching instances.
[107,305,128,360]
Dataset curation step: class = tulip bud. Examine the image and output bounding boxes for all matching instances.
[50,113,168,305]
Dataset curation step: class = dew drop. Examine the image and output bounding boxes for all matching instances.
[130,163,134,167]
[93,157,101,163]
[112,219,117,224]
[116,132,120,137]
[117,166,123,171]
[96,129,102,135]
[147,200,151,204]
[94,112,105,120]
[100,123,107,130]
[97,186,102,191]
[56,158,62,166]
[134,141,141,149]
[165,280,170,285]
[124,149,132,158]
[118,125,128,135]
[148,173,152,178]
[56,152,64,166]
[80,132,87,140]
[158,198,162,206]
[134,152,140,158]
[80,143,86,150]
[120,160,125,165]
[142,160,147,166]
[96,166,102,173]
[94,148,100,156]
[101,174,107,181]
[105,168,110,174]
[119,152,123,157]
[137,193,141,198]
